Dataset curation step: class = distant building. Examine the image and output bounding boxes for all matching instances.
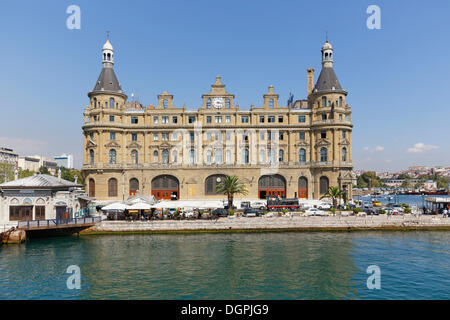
[0,147,18,167]
[54,154,74,169]
[0,174,90,224]
[18,156,57,174]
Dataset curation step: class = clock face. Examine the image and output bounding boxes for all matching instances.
[212,97,224,109]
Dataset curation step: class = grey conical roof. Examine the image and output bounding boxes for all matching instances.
[92,67,122,93]
[314,67,343,92]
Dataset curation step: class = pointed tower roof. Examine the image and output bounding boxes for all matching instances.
[313,40,346,94]
[88,39,126,98]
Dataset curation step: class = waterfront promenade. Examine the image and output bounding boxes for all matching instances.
[83,215,450,234]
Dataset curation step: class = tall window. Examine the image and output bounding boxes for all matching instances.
[89,179,95,197]
[172,150,178,163]
[342,147,347,162]
[243,149,249,164]
[153,150,158,163]
[93,98,97,108]
[322,96,327,107]
[299,132,305,140]
[226,150,231,164]
[162,149,169,164]
[299,148,306,163]
[241,116,249,123]
[206,150,212,164]
[259,149,266,163]
[108,178,118,197]
[207,99,211,108]
[189,149,195,164]
[110,98,115,109]
[226,99,230,108]
[131,150,138,164]
[109,149,116,164]
[269,99,274,108]
[279,149,284,162]
[132,133,137,141]
[320,147,327,162]
[89,149,94,165]
[110,132,116,140]
[215,149,223,164]
[163,99,168,109]
[339,96,343,107]
[268,149,275,164]
[320,176,329,194]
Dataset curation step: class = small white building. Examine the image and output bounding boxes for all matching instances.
[54,154,74,169]
[0,174,92,225]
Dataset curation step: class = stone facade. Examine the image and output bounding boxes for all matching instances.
[82,40,354,201]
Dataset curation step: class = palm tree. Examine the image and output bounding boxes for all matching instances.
[216,176,248,212]
[320,186,343,209]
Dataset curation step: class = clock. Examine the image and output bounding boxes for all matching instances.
[212,97,224,109]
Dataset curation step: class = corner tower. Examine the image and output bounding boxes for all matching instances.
[308,40,353,200]
[88,39,127,109]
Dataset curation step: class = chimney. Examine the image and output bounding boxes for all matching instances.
[307,68,315,97]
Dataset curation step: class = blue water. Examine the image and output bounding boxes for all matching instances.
[354,194,450,208]
[0,231,449,300]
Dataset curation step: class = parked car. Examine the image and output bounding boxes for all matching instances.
[250,202,266,210]
[304,208,327,216]
[243,208,263,217]
[318,203,332,210]
[211,208,229,218]
[181,210,195,218]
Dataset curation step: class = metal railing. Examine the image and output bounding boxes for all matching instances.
[18,216,102,229]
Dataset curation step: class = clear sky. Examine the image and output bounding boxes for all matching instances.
[0,0,449,171]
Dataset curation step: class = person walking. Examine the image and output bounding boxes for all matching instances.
[443,208,448,218]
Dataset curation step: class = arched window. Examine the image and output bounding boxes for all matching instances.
[131,150,138,164]
[103,53,106,60]
[215,149,223,164]
[322,96,326,107]
[163,99,168,109]
[279,149,284,162]
[269,99,274,108]
[153,150,159,163]
[93,98,97,108]
[130,178,139,195]
[109,149,116,164]
[226,99,230,108]
[205,174,227,195]
[172,150,178,163]
[107,53,111,61]
[299,148,306,163]
[320,176,329,194]
[207,99,211,108]
[226,150,231,164]
[242,149,249,164]
[189,149,195,164]
[342,147,347,162]
[162,149,169,164]
[89,178,95,197]
[110,97,115,109]
[339,96,343,107]
[89,149,95,165]
[320,147,327,162]
[206,150,212,164]
[108,178,118,197]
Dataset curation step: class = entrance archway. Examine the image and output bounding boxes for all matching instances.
[298,177,308,199]
[151,175,179,200]
[129,178,139,196]
[258,174,286,199]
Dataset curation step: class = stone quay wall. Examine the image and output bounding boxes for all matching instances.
[84,215,450,234]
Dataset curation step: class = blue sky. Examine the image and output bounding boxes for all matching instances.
[0,0,449,171]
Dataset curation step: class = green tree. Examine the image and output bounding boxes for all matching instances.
[216,175,248,212]
[39,166,49,174]
[19,169,34,179]
[357,171,382,188]
[0,163,14,183]
[320,186,343,209]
